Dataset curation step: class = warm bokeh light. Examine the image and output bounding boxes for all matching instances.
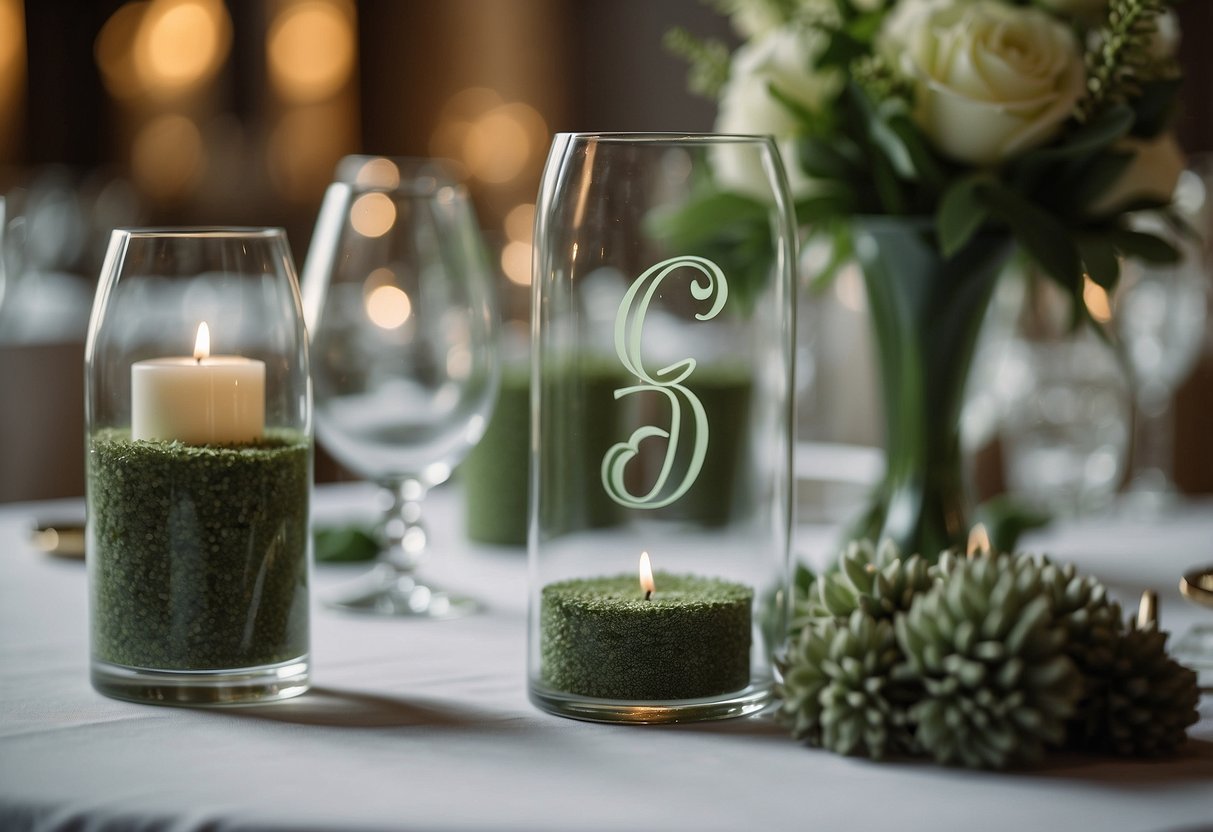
[1083,275,1113,324]
[355,158,400,190]
[429,87,503,161]
[504,203,535,244]
[267,100,356,202]
[0,0,25,80]
[464,108,530,184]
[95,2,148,99]
[429,89,547,185]
[131,114,205,200]
[365,285,412,329]
[267,0,356,103]
[134,0,231,96]
[0,0,26,159]
[349,192,397,238]
[501,240,532,286]
[465,103,546,184]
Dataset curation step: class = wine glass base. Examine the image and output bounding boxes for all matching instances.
[325,564,481,618]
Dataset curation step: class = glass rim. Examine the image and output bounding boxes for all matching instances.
[555,132,778,146]
[111,227,288,239]
[333,155,462,194]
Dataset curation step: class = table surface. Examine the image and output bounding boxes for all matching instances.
[1,483,1211,832]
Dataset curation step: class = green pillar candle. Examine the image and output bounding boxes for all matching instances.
[540,571,752,701]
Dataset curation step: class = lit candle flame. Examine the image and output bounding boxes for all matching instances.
[194,322,211,362]
[639,551,655,601]
[967,523,991,558]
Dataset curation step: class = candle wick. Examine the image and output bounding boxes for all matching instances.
[644,589,652,601]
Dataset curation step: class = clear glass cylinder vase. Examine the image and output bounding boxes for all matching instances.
[85,228,312,705]
[527,134,797,723]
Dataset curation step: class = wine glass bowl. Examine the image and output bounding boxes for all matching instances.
[303,157,498,617]
[1113,198,1210,509]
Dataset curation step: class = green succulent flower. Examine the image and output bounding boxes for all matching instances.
[897,551,1083,769]
[1071,621,1200,756]
[779,609,915,760]
[793,538,933,629]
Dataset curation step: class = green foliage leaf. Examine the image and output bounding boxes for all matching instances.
[1064,151,1135,215]
[769,82,834,135]
[1076,234,1121,288]
[1009,106,1134,197]
[1130,77,1182,139]
[314,526,379,563]
[646,191,769,247]
[646,190,778,317]
[1108,229,1181,264]
[795,135,859,180]
[937,176,992,257]
[978,183,1082,290]
[887,115,948,191]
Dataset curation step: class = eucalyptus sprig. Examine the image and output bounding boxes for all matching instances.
[1079,0,1170,122]
[664,27,731,99]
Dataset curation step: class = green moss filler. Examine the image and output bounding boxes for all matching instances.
[541,572,752,700]
[88,429,310,671]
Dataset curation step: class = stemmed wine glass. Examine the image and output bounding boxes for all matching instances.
[1113,171,1210,512]
[302,156,499,616]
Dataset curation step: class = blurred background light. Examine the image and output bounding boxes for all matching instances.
[268,0,356,103]
[131,113,205,201]
[500,240,532,286]
[134,0,232,97]
[364,284,411,329]
[349,191,396,237]
[95,3,149,100]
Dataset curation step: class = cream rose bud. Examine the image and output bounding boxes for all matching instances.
[712,25,841,199]
[899,0,1086,166]
[1089,133,1185,216]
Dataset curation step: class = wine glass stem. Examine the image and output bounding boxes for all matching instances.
[1131,386,1175,492]
[379,478,429,575]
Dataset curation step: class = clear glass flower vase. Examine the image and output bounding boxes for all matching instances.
[84,228,312,706]
[527,134,797,723]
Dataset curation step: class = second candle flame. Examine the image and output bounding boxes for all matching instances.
[194,322,211,363]
[639,551,655,601]
[967,523,991,558]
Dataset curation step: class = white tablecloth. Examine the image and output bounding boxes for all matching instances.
[1,484,1210,832]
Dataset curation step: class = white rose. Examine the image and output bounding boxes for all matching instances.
[878,0,954,56]
[896,0,1086,166]
[712,25,842,199]
[1088,133,1185,216]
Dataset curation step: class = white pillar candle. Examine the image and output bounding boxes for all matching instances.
[131,322,265,445]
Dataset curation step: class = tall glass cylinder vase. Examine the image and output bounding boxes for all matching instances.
[85,228,312,705]
[849,219,1015,558]
[528,133,796,724]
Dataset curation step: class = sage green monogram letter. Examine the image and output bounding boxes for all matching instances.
[600,255,728,509]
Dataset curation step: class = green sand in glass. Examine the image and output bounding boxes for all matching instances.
[88,429,310,671]
[540,572,752,700]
